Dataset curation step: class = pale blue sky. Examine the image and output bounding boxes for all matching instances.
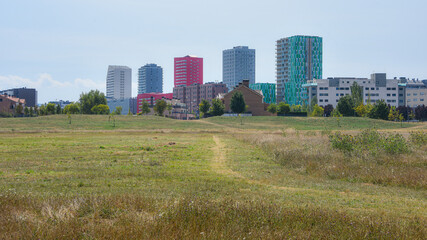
[1,0,426,103]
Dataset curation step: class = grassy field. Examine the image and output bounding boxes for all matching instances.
[0,115,426,239]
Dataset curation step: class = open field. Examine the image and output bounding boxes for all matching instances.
[0,115,426,239]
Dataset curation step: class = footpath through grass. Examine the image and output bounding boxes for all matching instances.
[0,116,425,239]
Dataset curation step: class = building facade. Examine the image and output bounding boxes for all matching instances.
[173,82,228,113]
[276,35,322,105]
[107,97,137,115]
[249,83,276,104]
[223,46,255,90]
[106,65,132,100]
[219,80,273,116]
[136,93,173,114]
[302,73,405,108]
[174,55,203,87]
[0,87,37,107]
[0,94,26,115]
[404,80,427,108]
[138,64,163,94]
[48,100,72,109]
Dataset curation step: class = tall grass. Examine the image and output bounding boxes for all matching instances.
[0,194,425,239]
[238,130,427,189]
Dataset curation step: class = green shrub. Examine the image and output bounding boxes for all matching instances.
[329,129,409,155]
[409,131,427,146]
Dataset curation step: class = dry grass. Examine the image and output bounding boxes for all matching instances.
[237,130,427,189]
[1,194,425,240]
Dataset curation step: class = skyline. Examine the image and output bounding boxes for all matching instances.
[1,0,427,103]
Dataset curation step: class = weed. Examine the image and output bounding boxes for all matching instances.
[409,131,427,146]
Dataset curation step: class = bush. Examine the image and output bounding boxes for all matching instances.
[329,129,409,155]
[409,131,427,146]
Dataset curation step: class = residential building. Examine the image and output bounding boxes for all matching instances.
[276,35,322,105]
[0,87,37,107]
[218,80,273,116]
[404,80,427,108]
[249,83,276,104]
[138,64,163,94]
[302,73,404,108]
[174,55,203,87]
[107,97,137,115]
[173,82,228,113]
[106,65,132,100]
[136,93,173,114]
[223,46,255,90]
[0,94,26,115]
[48,100,72,108]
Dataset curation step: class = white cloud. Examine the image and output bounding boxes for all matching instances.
[0,74,105,103]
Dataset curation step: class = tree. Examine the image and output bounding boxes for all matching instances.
[114,106,122,115]
[388,106,399,121]
[355,103,368,117]
[91,104,110,115]
[336,95,355,116]
[311,104,324,117]
[199,99,211,117]
[350,82,363,107]
[34,106,39,116]
[128,109,132,116]
[331,108,343,127]
[64,103,80,114]
[414,105,427,121]
[230,91,246,114]
[323,104,334,117]
[29,107,34,117]
[15,104,23,117]
[24,106,30,116]
[368,100,389,120]
[46,103,56,115]
[277,102,290,115]
[39,104,46,116]
[267,103,277,115]
[153,99,167,116]
[209,99,224,116]
[56,104,62,114]
[139,100,151,115]
[167,104,172,116]
[79,90,107,114]
[291,104,303,112]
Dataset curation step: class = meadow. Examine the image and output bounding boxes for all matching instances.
[0,115,426,239]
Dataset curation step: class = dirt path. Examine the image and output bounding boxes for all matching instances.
[211,135,332,193]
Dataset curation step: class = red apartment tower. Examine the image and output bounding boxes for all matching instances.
[174,55,203,87]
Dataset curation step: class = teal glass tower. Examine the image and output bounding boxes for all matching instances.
[249,83,276,104]
[276,36,322,105]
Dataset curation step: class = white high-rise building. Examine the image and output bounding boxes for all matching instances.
[222,46,255,91]
[106,65,132,100]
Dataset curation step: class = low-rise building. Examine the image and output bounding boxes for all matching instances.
[107,98,138,115]
[302,73,405,107]
[173,82,228,113]
[404,80,427,108]
[0,87,37,107]
[0,94,26,115]
[219,80,273,116]
[48,100,72,109]
[136,93,173,114]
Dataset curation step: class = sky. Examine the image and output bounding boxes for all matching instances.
[1,0,426,103]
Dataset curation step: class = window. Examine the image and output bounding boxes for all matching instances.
[0,98,2,102]
[319,99,324,102]
[365,87,369,90]
[407,93,411,96]
[371,88,374,90]
[392,94,396,97]
[387,94,391,97]
[414,93,418,96]
[421,92,425,95]
[376,88,379,90]
[325,99,329,102]
[421,99,425,101]
[392,88,396,90]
